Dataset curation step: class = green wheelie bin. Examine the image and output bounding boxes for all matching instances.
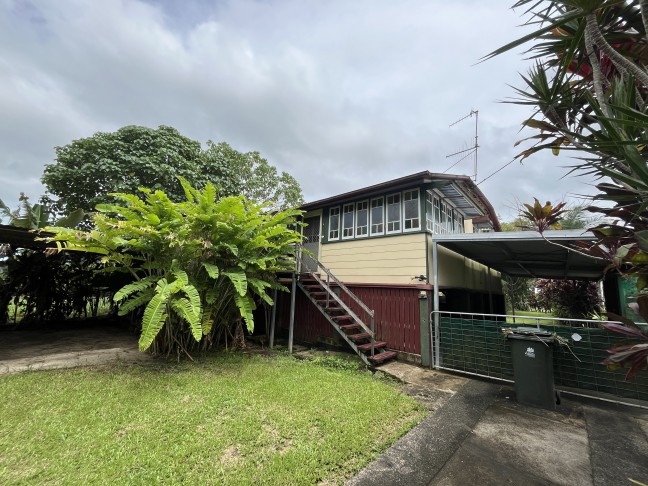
[507,327,557,409]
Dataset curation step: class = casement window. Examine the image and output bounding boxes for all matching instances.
[457,213,465,233]
[403,189,420,231]
[371,197,384,235]
[342,203,354,239]
[425,191,434,232]
[434,198,442,234]
[386,193,401,233]
[445,203,452,233]
[328,207,340,240]
[355,200,369,237]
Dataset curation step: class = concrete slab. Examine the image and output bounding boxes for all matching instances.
[433,402,591,485]
[350,361,648,486]
[585,405,648,486]
[0,347,154,375]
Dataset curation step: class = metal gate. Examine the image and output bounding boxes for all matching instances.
[430,311,648,406]
[301,216,321,273]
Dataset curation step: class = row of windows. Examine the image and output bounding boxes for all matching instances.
[425,191,465,235]
[328,189,421,240]
[328,189,466,241]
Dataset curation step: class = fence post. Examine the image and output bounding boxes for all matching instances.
[419,290,430,367]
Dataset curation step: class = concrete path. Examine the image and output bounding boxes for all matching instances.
[349,361,648,486]
[0,320,153,375]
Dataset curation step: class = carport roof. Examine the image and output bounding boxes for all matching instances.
[433,230,606,280]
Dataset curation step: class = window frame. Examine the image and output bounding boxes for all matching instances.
[386,192,402,234]
[370,197,384,236]
[355,199,369,238]
[402,188,420,232]
[328,206,340,240]
[342,203,355,240]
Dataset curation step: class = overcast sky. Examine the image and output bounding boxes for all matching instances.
[0,0,599,221]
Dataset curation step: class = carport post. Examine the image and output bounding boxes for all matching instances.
[432,241,440,369]
[288,274,296,354]
[269,288,277,349]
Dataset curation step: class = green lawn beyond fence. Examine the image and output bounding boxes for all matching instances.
[438,315,648,402]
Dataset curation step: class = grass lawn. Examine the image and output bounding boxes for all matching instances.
[0,353,426,485]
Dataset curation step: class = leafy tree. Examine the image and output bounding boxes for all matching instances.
[202,141,304,210]
[43,179,303,359]
[42,126,305,217]
[42,125,205,215]
[535,278,602,318]
[503,275,535,313]
[490,0,648,378]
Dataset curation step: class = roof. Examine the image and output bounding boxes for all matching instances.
[0,224,50,248]
[301,171,501,231]
[432,230,606,280]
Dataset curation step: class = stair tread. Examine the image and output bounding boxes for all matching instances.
[332,315,354,321]
[357,341,387,351]
[368,351,397,364]
[348,332,371,342]
[339,323,362,330]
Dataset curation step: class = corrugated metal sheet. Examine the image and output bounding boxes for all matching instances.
[280,284,423,355]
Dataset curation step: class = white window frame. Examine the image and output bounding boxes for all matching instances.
[355,200,369,238]
[402,188,420,232]
[386,193,401,234]
[425,191,434,232]
[370,197,385,236]
[342,203,355,239]
[328,206,340,240]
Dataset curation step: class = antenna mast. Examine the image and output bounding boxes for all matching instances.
[444,109,479,181]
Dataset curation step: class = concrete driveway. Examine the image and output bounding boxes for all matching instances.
[349,362,648,486]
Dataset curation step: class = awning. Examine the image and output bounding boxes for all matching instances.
[432,230,606,280]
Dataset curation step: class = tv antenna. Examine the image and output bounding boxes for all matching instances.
[444,109,479,181]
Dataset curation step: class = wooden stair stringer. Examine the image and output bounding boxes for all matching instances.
[296,280,371,366]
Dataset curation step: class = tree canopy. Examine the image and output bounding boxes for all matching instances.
[42,125,303,215]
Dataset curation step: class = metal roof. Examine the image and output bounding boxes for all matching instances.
[436,182,482,218]
[433,230,607,280]
[300,171,501,231]
[0,225,50,248]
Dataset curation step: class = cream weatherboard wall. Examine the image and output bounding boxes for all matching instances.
[318,233,427,285]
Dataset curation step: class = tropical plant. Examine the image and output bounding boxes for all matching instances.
[535,278,602,318]
[490,0,648,378]
[42,178,303,359]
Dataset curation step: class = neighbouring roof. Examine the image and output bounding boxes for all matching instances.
[0,224,50,248]
[432,230,606,280]
[301,171,501,231]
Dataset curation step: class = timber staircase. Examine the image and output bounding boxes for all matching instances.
[294,254,397,366]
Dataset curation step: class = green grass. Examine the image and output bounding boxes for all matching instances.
[0,353,426,485]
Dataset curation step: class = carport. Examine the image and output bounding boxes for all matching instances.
[430,229,607,318]
[427,230,648,404]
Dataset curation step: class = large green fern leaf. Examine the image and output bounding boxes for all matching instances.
[170,297,202,342]
[224,270,248,296]
[234,293,256,332]
[202,262,220,279]
[117,288,155,316]
[114,276,158,302]
[247,277,273,305]
[139,293,169,351]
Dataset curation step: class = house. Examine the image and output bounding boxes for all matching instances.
[276,171,504,365]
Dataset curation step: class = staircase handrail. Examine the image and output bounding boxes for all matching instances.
[300,250,374,319]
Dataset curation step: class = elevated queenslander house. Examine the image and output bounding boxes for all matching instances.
[277,171,504,366]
